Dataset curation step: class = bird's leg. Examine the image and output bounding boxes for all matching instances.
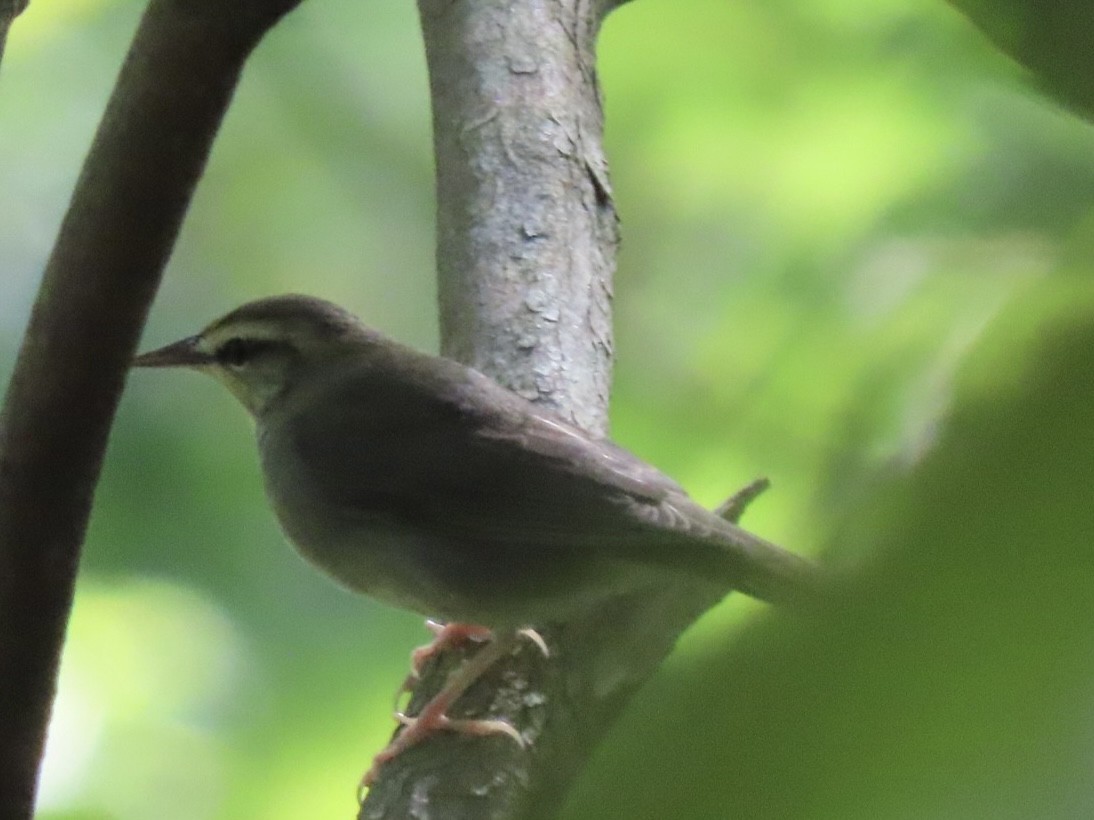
[393,620,493,709]
[412,620,493,677]
[396,620,549,706]
[362,630,531,791]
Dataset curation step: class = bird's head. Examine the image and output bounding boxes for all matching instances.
[133,295,371,416]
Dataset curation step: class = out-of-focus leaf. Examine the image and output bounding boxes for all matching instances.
[949,0,1094,118]
[565,274,1094,819]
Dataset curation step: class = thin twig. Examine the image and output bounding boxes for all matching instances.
[716,477,772,523]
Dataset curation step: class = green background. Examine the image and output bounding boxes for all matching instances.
[2,0,1093,817]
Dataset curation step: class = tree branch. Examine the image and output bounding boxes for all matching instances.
[424,0,617,435]
[360,1,781,817]
[0,0,28,67]
[0,1,302,815]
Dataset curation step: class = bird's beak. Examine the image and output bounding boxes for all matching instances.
[132,335,212,368]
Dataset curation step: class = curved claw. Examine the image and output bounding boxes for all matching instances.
[359,710,524,793]
[393,620,495,710]
[362,630,536,798]
[517,627,549,658]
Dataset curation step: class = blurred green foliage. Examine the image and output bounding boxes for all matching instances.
[949,0,1094,117]
[1,0,1093,818]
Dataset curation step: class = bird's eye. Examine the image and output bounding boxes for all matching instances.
[215,338,254,368]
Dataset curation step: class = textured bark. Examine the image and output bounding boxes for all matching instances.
[0,1,301,815]
[360,2,728,818]
[426,0,618,434]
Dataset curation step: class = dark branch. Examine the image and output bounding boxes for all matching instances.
[0,0,302,815]
[0,0,28,67]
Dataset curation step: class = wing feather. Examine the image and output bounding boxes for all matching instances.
[281,355,689,551]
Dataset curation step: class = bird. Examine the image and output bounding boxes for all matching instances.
[132,294,819,784]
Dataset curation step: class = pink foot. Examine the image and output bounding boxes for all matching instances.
[359,695,524,789]
[411,621,493,677]
[360,628,549,796]
[394,621,494,706]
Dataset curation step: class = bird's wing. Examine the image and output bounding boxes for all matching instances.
[280,359,698,550]
[278,357,820,606]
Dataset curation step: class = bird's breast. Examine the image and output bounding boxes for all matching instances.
[256,421,442,613]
